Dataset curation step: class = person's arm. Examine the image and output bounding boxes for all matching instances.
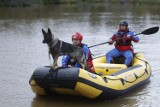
[127,32,139,42]
[62,55,70,67]
[108,34,116,45]
[82,45,90,60]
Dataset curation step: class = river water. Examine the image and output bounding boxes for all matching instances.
[0,4,160,107]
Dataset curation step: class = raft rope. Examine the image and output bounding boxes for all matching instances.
[33,56,151,86]
[101,55,151,85]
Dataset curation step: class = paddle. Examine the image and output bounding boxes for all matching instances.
[89,26,159,48]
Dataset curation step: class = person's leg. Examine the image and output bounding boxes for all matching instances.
[123,50,133,66]
[106,49,121,63]
[74,63,82,68]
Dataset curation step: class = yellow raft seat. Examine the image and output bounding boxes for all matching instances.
[29,53,151,99]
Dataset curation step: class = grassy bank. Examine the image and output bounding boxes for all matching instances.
[38,0,160,5]
[39,0,160,5]
[0,0,160,7]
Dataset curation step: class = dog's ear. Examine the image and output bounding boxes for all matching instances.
[42,29,46,35]
[48,28,52,35]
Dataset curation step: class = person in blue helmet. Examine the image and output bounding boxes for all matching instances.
[106,20,139,67]
[62,32,95,73]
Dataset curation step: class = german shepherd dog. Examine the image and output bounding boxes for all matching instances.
[42,28,90,71]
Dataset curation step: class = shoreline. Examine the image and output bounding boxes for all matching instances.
[0,0,160,7]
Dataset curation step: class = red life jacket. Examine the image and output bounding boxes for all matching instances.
[114,29,133,51]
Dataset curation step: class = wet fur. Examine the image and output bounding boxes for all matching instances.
[42,28,90,71]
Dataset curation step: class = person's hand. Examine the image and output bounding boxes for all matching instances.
[107,39,114,45]
[127,35,132,39]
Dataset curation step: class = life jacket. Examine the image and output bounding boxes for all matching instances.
[114,29,133,51]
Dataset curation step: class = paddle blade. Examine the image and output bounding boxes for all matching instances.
[141,26,159,35]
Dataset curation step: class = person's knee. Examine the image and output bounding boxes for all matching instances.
[127,55,133,59]
[124,51,133,59]
[125,55,133,66]
[106,52,111,57]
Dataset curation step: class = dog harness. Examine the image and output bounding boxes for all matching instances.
[62,43,95,73]
[49,38,59,48]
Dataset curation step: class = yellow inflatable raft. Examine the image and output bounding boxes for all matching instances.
[29,53,151,99]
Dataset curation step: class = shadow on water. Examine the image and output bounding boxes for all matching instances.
[31,94,93,107]
[31,82,150,107]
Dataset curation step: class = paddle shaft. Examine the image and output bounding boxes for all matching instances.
[89,26,159,48]
[89,34,139,48]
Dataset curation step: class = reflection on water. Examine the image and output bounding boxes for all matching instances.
[0,4,160,107]
[31,93,140,107]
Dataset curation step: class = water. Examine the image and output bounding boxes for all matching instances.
[0,4,160,107]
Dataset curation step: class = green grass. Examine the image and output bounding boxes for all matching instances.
[39,0,160,5]
[0,0,160,6]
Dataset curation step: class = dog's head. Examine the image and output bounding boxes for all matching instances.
[42,28,54,44]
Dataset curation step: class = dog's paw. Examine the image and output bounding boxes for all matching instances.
[52,66,59,70]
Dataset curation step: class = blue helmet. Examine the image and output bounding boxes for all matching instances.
[119,20,128,27]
